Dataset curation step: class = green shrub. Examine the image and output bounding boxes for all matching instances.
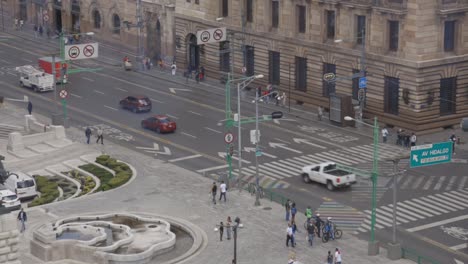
[96,155,110,164]
[30,176,59,207]
[108,171,131,188]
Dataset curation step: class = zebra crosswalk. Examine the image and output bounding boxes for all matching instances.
[355,188,468,234]
[392,174,468,191]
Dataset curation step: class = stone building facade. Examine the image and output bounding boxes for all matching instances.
[174,0,468,132]
[10,0,176,62]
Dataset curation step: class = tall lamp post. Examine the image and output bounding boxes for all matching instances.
[344,116,379,255]
[215,217,242,264]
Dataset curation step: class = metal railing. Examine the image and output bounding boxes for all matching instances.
[401,248,441,264]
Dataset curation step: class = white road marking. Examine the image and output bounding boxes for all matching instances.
[451,244,468,250]
[21,58,33,62]
[434,176,446,190]
[181,132,197,138]
[166,114,178,119]
[205,127,222,134]
[70,93,82,98]
[81,77,94,82]
[115,87,128,92]
[459,176,468,189]
[445,176,457,190]
[94,90,105,95]
[407,215,468,232]
[0,59,10,63]
[150,98,164,103]
[274,138,290,144]
[7,72,16,76]
[293,138,327,149]
[188,110,202,116]
[169,154,203,162]
[269,142,302,154]
[196,164,229,173]
[169,88,191,94]
[104,105,118,111]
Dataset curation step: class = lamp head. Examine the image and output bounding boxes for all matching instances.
[334,39,343,43]
[216,17,224,22]
[254,74,264,79]
[344,116,354,121]
[85,32,95,36]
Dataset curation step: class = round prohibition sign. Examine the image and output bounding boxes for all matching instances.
[59,89,68,99]
[200,31,210,43]
[224,132,234,144]
[83,45,95,57]
[68,46,80,59]
[43,14,49,22]
[213,29,224,41]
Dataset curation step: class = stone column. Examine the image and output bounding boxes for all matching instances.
[164,4,175,57]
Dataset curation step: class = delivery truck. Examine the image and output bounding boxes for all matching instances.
[38,56,68,84]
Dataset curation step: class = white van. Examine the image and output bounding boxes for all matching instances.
[3,172,37,200]
[0,187,21,212]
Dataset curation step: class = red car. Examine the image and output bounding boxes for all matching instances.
[141,115,176,133]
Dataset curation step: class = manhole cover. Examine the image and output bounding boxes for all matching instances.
[263,207,272,210]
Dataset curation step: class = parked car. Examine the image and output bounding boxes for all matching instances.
[3,172,37,200]
[301,162,356,191]
[119,96,152,113]
[0,187,21,213]
[141,115,176,133]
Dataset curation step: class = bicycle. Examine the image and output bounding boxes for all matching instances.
[251,185,264,199]
[321,224,343,243]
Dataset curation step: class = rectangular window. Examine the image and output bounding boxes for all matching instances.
[221,0,228,17]
[295,57,307,92]
[219,41,230,73]
[297,5,306,33]
[352,69,360,100]
[357,15,366,45]
[322,63,336,97]
[269,51,280,85]
[444,20,455,52]
[384,76,400,115]
[326,10,335,39]
[246,0,253,23]
[440,77,457,115]
[272,1,279,28]
[245,45,255,77]
[389,20,399,51]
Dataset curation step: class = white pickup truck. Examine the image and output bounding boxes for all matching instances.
[301,162,357,191]
[16,65,54,92]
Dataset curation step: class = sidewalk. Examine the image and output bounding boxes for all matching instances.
[0,102,416,264]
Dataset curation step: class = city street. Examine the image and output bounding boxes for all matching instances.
[1,29,468,264]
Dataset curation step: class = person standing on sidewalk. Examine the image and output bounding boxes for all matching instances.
[219,222,224,241]
[39,25,43,37]
[410,132,417,147]
[210,182,217,204]
[334,248,342,264]
[226,216,232,240]
[17,208,27,233]
[96,128,104,144]
[318,106,323,121]
[14,18,18,30]
[285,199,291,221]
[286,223,294,247]
[325,251,333,264]
[34,25,38,38]
[382,127,389,143]
[281,92,287,107]
[219,181,227,202]
[315,213,323,238]
[290,202,297,222]
[85,127,92,144]
[450,134,457,155]
[19,19,24,30]
[27,101,33,115]
[306,222,317,246]
[305,206,313,225]
[171,62,177,76]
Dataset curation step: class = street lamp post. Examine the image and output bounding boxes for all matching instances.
[215,217,242,264]
[344,116,379,255]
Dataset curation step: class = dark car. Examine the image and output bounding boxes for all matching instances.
[119,96,152,113]
[141,115,177,133]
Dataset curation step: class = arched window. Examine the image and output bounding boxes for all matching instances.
[93,10,101,29]
[112,14,120,34]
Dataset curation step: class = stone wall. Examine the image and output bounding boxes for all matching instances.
[0,213,21,264]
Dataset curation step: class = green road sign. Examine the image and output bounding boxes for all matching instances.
[410,141,453,168]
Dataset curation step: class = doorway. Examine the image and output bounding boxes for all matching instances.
[187,34,199,70]
[54,8,62,32]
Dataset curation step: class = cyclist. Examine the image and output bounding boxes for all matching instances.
[325,217,335,240]
[305,206,313,225]
[314,213,323,238]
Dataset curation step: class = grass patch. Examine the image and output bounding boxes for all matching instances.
[61,170,96,196]
[51,176,77,200]
[78,155,132,191]
[30,176,59,207]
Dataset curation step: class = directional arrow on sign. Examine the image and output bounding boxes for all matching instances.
[136,143,172,156]
[218,152,251,164]
[268,142,302,154]
[169,88,191,94]
[293,138,327,149]
[412,154,418,163]
[243,147,277,159]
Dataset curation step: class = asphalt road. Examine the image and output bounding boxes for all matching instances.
[1,30,468,264]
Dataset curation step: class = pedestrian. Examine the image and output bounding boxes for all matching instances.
[306,222,317,246]
[195,69,200,83]
[211,182,217,204]
[34,25,38,38]
[305,205,313,225]
[219,180,227,202]
[17,208,27,233]
[263,90,270,104]
[200,66,205,81]
[85,127,92,144]
[281,92,287,107]
[396,128,403,145]
[382,127,389,143]
[19,19,24,30]
[275,92,281,106]
[145,57,151,70]
[326,250,333,264]
[334,248,342,264]
[226,216,232,240]
[450,133,457,155]
[318,106,323,121]
[27,101,32,115]
[291,202,297,222]
[219,222,224,241]
[410,132,417,147]
[286,223,294,247]
[158,58,164,70]
[46,28,51,39]
[285,199,291,221]
[171,62,177,76]
[14,18,18,30]
[315,213,323,238]
[256,86,262,99]
[96,128,104,144]
[39,25,44,37]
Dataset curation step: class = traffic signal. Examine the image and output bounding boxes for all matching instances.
[228,144,234,156]
[271,111,283,119]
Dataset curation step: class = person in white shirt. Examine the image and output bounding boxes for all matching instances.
[286,223,294,247]
[171,62,177,76]
[382,127,389,143]
[410,132,417,147]
[334,248,342,264]
[219,181,227,202]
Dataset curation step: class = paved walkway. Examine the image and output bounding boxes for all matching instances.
[0,103,417,264]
